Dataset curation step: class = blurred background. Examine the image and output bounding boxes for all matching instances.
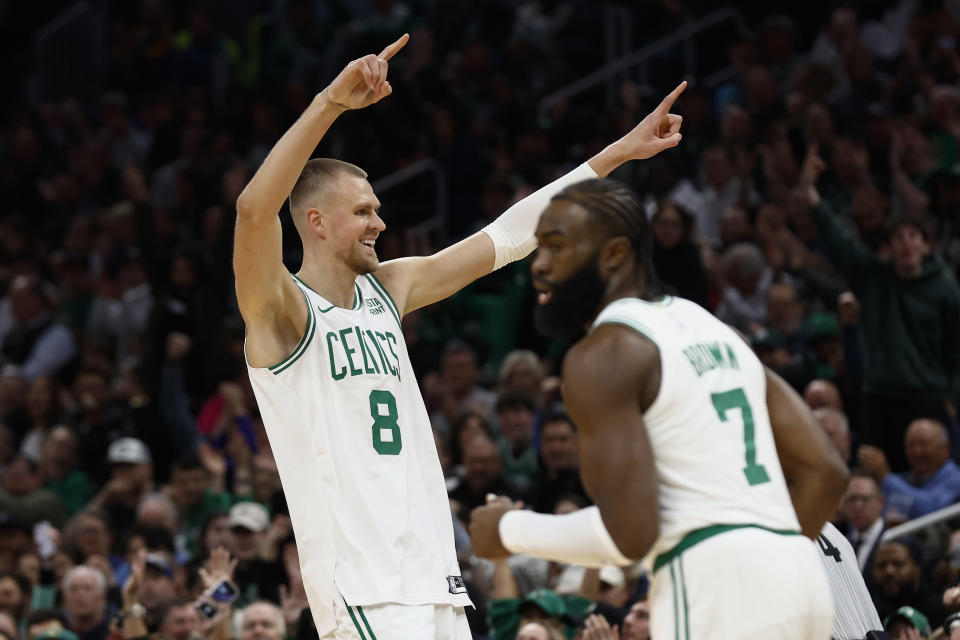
[3,0,960,639]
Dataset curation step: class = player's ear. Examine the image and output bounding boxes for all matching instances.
[598,236,632,276]
[307,207,327,237]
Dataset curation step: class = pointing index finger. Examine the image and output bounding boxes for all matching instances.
[379,33,410,61]
[656,80,688,114]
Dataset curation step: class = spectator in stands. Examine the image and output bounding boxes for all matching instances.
[37,427,93,515]
[814,407,852,465]
[134,494,179,545]
[871,539,945,625]
[884,606,932,640]
[0,456,69,528]
[0,369,28,438]
[498,351,545,410]
[842,470,886,582]
[650,200,709,307]
[226,503,285,605]
[714,243,774,333]
[859,419,960,522]
[24,609,70,640]
[426,340,497,436]
[0,514,34,574]
[88,438,153,534]
[805,379,844,412]
[807,160,960,471]
[155,598,200,640]
[136,553,177,618]
[19,377,62,461]
[495,393,539,488]
[0,611,17,640]
[0,572,29,625]
[448,435,524,524]
[71,372,136,485]
[0,276,77,382]
[61,566,110,640]
[527,411,588,514]
[238,601,284,640]
[448,411,494,476]
[167,453,231,558]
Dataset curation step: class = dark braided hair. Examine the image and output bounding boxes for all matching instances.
[550,178,664,299]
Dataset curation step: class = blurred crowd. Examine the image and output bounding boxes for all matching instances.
[4,0,960,638]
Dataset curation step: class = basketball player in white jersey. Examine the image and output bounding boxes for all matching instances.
[234,33,686,639]
[469,179,849,638]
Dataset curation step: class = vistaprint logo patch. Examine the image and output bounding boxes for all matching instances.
[366,298,386,316]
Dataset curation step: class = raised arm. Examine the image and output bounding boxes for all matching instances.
[766,367,849,538]
[374,81,687,317]
[234,35,408,366]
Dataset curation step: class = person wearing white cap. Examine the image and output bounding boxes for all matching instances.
[88,438,154,531]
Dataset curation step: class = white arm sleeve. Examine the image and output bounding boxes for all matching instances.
[482,162,599,270]
[498,506,632,568]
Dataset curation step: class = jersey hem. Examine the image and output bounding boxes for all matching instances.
[653,523,802,572]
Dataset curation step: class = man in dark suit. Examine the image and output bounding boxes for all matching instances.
[843,469,886,585]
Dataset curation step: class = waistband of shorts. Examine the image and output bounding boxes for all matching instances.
[653,523,802,572]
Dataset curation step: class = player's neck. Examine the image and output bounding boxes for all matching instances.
[297,251,360,309]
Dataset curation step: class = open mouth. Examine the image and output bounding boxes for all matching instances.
[533,282,552,305]
[360,239,376,251]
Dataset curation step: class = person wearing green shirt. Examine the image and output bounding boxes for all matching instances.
[168,453,232,558]
[38,427,94,515]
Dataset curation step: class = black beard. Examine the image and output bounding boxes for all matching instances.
[533,259,606,341]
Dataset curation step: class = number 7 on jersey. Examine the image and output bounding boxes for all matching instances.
[711,387,770,486]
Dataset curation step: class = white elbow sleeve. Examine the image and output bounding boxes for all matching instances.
[498,506,632,567]
[482,162,599,270]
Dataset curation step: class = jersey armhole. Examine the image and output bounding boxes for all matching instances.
[266,285,317,375]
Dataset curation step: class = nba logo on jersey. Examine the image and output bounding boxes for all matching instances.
[447,576,467,595]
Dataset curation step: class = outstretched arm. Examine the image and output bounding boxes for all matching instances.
[235,35,407,366]
[375,81,687,317]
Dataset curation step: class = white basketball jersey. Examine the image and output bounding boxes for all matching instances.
[816,522,883,639]
[591,296,800,567]
[246,274,470,638]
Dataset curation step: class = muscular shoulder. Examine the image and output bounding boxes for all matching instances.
[562,324,661,414]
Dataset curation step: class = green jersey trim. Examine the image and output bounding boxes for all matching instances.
[268,287,317,374]
[595,316,660,348]
[366,274,402,329]
[292,275,360,312]
[653,523,802,572]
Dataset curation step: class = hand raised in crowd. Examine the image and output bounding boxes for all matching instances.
[582,613,620,640]
[857,445,892,481]
[799,143,827,201]
[321,33,409,112]
[199,546,238,590]
[279,583,309,633]
[468,494,523,559]
[945,585,960,611]
[197,442,227,478]
[123,549,146,608]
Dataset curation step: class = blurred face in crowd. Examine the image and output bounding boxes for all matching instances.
[41,427,78,478]
[702,148,733,188]
[73,372,110,414]
[622,599,651,640]
[159,603,201,640]
[172,467,208,509]
[873,542,919,597]
[540,419,578,472]
[851,186,886,234]
[904,419,950,479]
[204,515,231,554]
[139,566,176,610]
[501,357,543,399]
[230,525,262,562]
[110,460,152,493]
[251,457,281,505]
[0,575,25,618]
[68,513,111,559]
[497,404,534,450]
[843,476,884,532]
[719,205,750,247]
[9,277,46,324]
[441,349,479,397]
[0,374,26,417]
[62,568,107,621]
[137,497,177,533]
[652,204,685,249]
[516,622,553,640]
[803,379,842,411]
[766,283,803,334]
[463,437,502,493]
[2,458,41,497]
[889,224,929,280]
[26,377,56,423]
[240,602,284,640]
[814,410,850,462]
